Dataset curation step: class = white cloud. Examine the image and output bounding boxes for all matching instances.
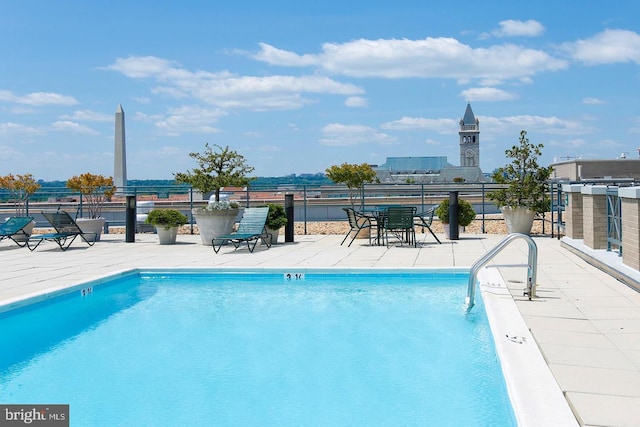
[153,105,226,136]
[253,38,567,82]
[583,97,606,105]
[460,87,517,102]
[492,19,545,37]
[0,90,78,106]
[345,96,368,107]
[482,115,593,135]
[0,122,42,136]
[319,123,396,146]
[381,117,457,133]
[106,56,363,112]
[562,29,640,65]
[59,110,112,122]
[252,42,318,66]
[51,121,99,135]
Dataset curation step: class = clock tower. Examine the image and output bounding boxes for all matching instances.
[459,103,479,167]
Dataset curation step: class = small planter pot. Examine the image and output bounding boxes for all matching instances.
[265,227,281,245]
[442,224,464,239]
[156,226,178,245]
[76,217,106,242]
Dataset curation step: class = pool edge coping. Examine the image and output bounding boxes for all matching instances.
[478,267,579,427]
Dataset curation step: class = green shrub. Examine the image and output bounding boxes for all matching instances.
[145,209,188,230]
[264,203,288,230]
[435,199,476,227]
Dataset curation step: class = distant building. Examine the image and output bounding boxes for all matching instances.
[375,103,487,183]
[551,158,640,181]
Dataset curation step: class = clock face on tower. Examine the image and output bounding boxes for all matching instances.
[465,148,475,158]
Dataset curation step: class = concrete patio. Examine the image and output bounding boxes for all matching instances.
[2,231,640,426]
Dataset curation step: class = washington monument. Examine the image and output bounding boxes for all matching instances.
[114,104,127,190]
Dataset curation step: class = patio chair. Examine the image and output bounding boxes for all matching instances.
[413,207,441,244]
[212,207,271,253]
[27,210,97,251]
[0,216,35,247]
[381,206,417,247]
[341,207,373,247]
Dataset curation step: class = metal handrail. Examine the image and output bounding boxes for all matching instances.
[466,233,538,312]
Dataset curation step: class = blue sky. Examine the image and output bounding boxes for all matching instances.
[2,1,640,181]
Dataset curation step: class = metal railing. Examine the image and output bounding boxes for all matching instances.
[466,233,538,312]
[607,187,622,255]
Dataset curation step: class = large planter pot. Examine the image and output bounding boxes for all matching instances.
[501,206,536,235]
[76,217,106,242]
[156,226,178,245]
[192,208,239,246]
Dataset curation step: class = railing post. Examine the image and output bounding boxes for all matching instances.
[285,193,294,243]
[449,191,459,240]
[582,185,608,249]
[619,187,640,269]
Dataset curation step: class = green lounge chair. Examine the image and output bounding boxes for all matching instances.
[0,216,35,247]
[27,210,97,251]
[212,207,271,253]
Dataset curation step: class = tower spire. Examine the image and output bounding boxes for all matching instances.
[114,104,127,191]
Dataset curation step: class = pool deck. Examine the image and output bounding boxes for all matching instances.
[2,231,640,427]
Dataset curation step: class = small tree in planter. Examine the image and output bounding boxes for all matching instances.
[435,198,476,237]
[487,130,553,234]
[66,173,116,219]
[325,163,377,208]
[174,143,255,245]
[146,209,188,244]
[0,173,40,217]
[263,203,288,244]
[0,173,40,241]
[66,173,116,241]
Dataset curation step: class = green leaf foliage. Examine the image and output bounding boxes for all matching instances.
[487,130,553,214]
[264,203,288,230]
[435,198,476,226]
[145,209,188,230]
[325,163,377,207]
[174,143,255,202]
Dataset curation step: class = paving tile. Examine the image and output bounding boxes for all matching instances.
[552,364,640,396]
[531,328,616,349]
[566,392,640,427]
[540,343,637,370]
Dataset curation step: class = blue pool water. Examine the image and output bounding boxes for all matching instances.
[0,270,515,426]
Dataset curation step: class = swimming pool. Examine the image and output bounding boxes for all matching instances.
[0,269,515,426]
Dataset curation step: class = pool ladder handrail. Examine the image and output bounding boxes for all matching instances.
[466,233,538,312]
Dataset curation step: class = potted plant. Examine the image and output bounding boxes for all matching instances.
[326,163,377,240]
[435,198,476,238]
[0,173,40,241]
[66,172,116,241]
[325,162,378,208]
[145,208,188,244]
[487,130,553,235]
[263,203,288,245]
[174,143,254,245]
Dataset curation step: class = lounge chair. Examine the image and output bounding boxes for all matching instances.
[341,207,373,247]
[381,206,417,247]
[413,207,442,244]
[27,210,97,251]
[212,207,271,253]
[0,216,35,247]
